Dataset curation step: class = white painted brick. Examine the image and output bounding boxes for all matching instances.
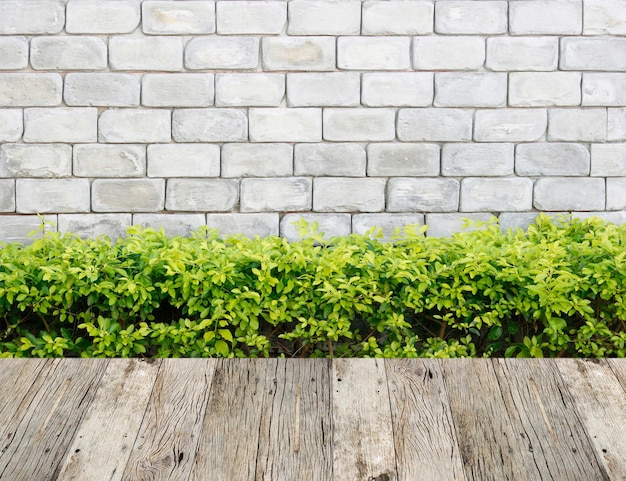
[216,74,284,107]
[0,73,62,107]
[548,109,607,142]
[16,179,90,214]
[560,38,626,71]
[509,73,581,107]
[486,37,558,71]
[217,1,286,34]
[92,179,165,212]
[205,213,279,238]
[510,0,582,35]
[58,214,132,240]
[583,74,626,107]
[474,109,547,142]
[425,213,492,237]
[442,143,514,176]
[367,143,440,177]
[295,143,365,176]
[241,178,312,212]
[148,144,220,177]
[288,0,360,35]
[143,1,215,35]
[1,144,71,178]
[66,0,140,34]
[534,177,605,211]
[0,0,64,34]
[413,37,485,71]
[590,144,626,176]
[362,1,433,35]
[313,178,385,213]
[24,108,97,143]
[461,178,533,212]
[387,178,460,212]
[186,37,259,70]
[0,110,23,142]
[362,73,433,107]
[352,214,425,240]
[110,37,183,71]
[435,1,507,34]
[607,178,626,210]
[338,37,410,70]
[65,73,140,107]
[0,37,28,70]
[99,109,171,143]
[262,37,335,71]
[74,144,146,178]
[0,180,15,212]
[516,143,590,176]
[397,108,472,142]
[0,215,57,244]
[584,0,626,35]
[287,73,360,107]
[173,109,247,143]
[435,73,507,108]
[166,179,238,212]
[133,213,206,237]
[142,74,214,107]
[280,213,351,241]
[609,108,626,141]
[30,37,107,71]
[222,143,292,177]
[323,108,395,142]
[249,108,321,142]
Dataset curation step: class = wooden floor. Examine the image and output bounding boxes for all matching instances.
[0,359,624,481]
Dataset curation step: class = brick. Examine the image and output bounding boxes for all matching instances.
[0,144,71,178]
[516,143,590,176]
[534,177,605,211]
[92,179,165,212]
[323,108,395,142]
[173,109,247,143]
[435,1,507,34]
[583,74,626,107]
[313,178,386,213]
[222,143,292,177]
[435,73,507,108]
[249,108,321,143]
[0,0,64,34]
[367,143,440,177]
[241,178,312,212]
[287,73,360,107]
[74,144,146,178]
[397,108,472,142]
[413,37,485,71]
[362,73,433,107]
[387,178,459,212]
[0,74,62,107]
[0,180,15,212]
[217,1,286,34]
[590,144,626,176]
[288,0,360,35]
[31,37,107,71]
[0,215,57,244]
[0,37,28,70]
[99,109,171,143]
[460,178,533,212]
[16,179,90,214]
[205,213,279,238]
[295,143,365,176]
[548,109,607,142]
[560,38,626,71]
[143,1,215,34]
[609,108,626,141]
[148,144,220,177]
[509,73,581,107]
[607,178,626,210]
[362,1,433,35]
[499,212,556,232]
[352,214,425,240]
[142,74,214,107]
[65,73,140,107]
[262,37,335,71]
[57,214,132,240]
[425,213,492,237]
[66,0,140,34]
[474,109,547,142]
[280,213,351,241]
[442,143,514,176]
[584,0,626,35]
[510,0,582,35]
[486,37,558,72]
[216,74,284,107]
[133,214,206,237]
[24,108,97,143]
[110,37,183,71]
[338,37,410,70]
[186,37,259,70]
[572,211,626,224]
[0,110,23,142]
[166,179,238,212]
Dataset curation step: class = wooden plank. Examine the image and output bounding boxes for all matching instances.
[121,359,217,481]
[56,359,162,481]
[332,358,397,481]
[255,359,332,481]
[557,359,626,481]
[607,359,626,390]
[386,359,466,481]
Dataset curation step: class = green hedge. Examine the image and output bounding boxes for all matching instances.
[1,215,625,358]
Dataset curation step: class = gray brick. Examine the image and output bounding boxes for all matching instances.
[609,108,626,141]
[148,144,220,177]
[1,144,71,178]
[362,1,433,35]
[313,178,386,213]
[222,143,292,177]
[510,0,582,35]
[280,213,351,241]
[509,72,581,107]
[425,213,492,237]
[0,110,23,142]
[0,180,15,212]
[607,178,626,210]
[173,109,247,143]
[143,1,215,34]
[0,73,62,107]
[58,214,132,240]
[31,37,107,71]
[0,37,28,70]
[65,73,140,107]
[584,0,626,35]
[133,214,206,237]
[583,74,626,107]
[99,109,171,143]
[241,178,312,212]
[367,143,440,177]
[249,108,321,143]
[362,73,433,107]
[323,108,395,142]
[352,213,425,240]
[460,178,533,212]
[397,108,472,142]
[590,144,626,176]
[217,1,286,34]
[486,37,558,72]
[24,108,97,143]
[66,0,140,34]
[0,0,64,34]
[474,109,547,142]
[110,36,183,71]
[435,1,507,34]
[74,144,146,178]
[534,177,605,211]
[287,73,360,107]
[205,213,279,238]
[561,38,626,71]
[262,37,334,71]
[216,74,284,107]
[387,178,459,212]
[295,143,365,176]
[338,37,410,70]
[0,215,57,244]
[16,179,90,214]
[186,37,259,70]
[288,0,360,35]
[498,212,556,232]
[92,179,165,212]
[413,37,485,70]
[572,211,626,224]
[166,179,238,212]
[442,143,514,176]
[142,74,214,107]
[548,109,607,142]
[435,73,507,108]
[516,143,590,176]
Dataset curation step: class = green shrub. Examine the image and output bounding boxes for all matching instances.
[1,215,625,358]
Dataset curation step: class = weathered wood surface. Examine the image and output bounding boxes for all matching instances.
[0,359,623,481]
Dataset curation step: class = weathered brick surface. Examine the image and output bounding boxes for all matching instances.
[0,180,15,213]
[58,214,132,240]
[74,144,146,178]
[249,108,320,143]
[241,178,312,212]
[0,37,28,70]
[362,1,433,36]
[435,73,507,108]
[288,1,360,35]
[186,37,259,70]
[313,178,386,213]
[352,213,425,240]
[92,179,165,212]
[362,73,433,107]
[548,109,607,142]
[166,179,239,212]
[65,73,140,107]
[583,74,626,107]
[280,213,351,241]
[143,1,216,35]
[560,38,626,71]
[0,0,65,35]
[436,1,507,35]
[387,178,460,212]
[460,178,534,212]
[509,73,581,107]
[590,144,626,176]
[216,74,284,107]
[323,108,396,142]
[31,37,107,71]
[143,74,214,107]
[413,37,485,71]
[398,109,472,142]
[222,143,293,177]
[0,74,62,107]
[172,109,247,143]
[584,0,626,35]
[607,178,626,210]
[287,73,360,107]
[425,213,492,237]
[295,144,365,176]
[110,37,183,71]
[1,144,72,178]
[486,37,558,71]
[66,0,140,34]
[367,144,440,177]
[442,144,514,176]
[148,144,220,178]
[510,0,582,35]
[17,179,90,214]
[24,108,97,143]
[0,215,57,244]
[534,177,605,211]
[133,214,206,237]
[100,109,171,143]
[217,1,286,35]
[338,37,411,71]
[262,37,334,71]
[474,109,547,142]
[205,213,280,238]
[609,108,626,141]
[516,143,590,176]
[0,111,23,142]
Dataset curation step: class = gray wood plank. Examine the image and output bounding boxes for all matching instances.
[607,359,626,391]
[386,359,467,481]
